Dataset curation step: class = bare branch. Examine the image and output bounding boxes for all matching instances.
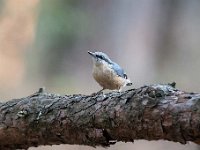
[0,83,200,149]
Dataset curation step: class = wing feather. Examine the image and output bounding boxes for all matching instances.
[110,62,127,79]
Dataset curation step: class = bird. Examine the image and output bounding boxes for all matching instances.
[88,51,132,93]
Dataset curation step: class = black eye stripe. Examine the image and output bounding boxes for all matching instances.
[97,55,104,59]
[96,54,112,64]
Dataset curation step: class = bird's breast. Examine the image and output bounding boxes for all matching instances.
[92,63,126,90]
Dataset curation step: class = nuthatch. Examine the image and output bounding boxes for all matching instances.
[88,51,132,92]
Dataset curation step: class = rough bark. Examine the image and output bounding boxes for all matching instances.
[0,83,200,149]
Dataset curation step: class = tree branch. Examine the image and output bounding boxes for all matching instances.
[0,83,200,149]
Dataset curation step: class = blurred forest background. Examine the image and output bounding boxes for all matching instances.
[0,0,200,150]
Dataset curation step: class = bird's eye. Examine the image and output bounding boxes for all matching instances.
[98,55,103,59]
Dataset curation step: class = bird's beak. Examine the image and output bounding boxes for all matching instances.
[88,51,96,58]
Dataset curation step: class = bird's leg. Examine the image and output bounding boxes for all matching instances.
[90,88,105,96]
[97,88,104,94]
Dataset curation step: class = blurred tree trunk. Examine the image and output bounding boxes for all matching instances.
[0,0,39,91]
[0,84,200,149]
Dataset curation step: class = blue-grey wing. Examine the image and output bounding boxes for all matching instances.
[111,62,127,79]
